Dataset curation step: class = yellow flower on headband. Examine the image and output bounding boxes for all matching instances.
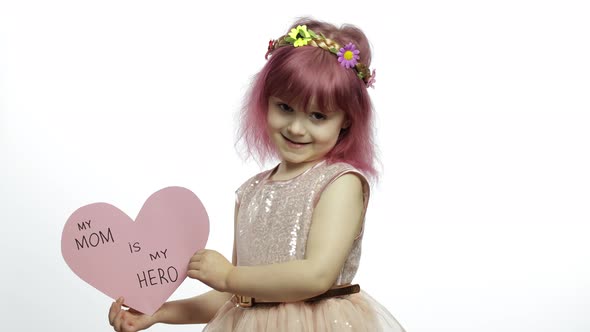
[287,25,312,47]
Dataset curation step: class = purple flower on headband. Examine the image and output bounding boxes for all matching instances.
[337,43,360,69]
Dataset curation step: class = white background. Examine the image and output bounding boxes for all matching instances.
[1,0,589,331]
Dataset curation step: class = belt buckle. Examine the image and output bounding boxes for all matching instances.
[236,295,253,308]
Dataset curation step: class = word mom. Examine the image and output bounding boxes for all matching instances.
[75,220,115,250]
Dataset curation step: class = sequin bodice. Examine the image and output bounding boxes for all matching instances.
[235,161,369,285]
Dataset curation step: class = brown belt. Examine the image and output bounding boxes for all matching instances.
[235,284,360,308]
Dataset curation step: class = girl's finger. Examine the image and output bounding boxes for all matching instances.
[196,249,207,254]
[190,253,202,262]
[109,297,124,325]
[113,309,125,331]
[108,301,119,325]
[187,269,199,279]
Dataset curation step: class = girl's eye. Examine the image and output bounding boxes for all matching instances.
[310,112,327,120]
[278,103,293,113]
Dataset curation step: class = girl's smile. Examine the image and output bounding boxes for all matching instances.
[281,134,311,148]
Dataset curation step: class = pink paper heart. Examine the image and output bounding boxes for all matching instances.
[61,186,209,315]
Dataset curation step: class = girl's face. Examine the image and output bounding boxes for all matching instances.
[267,96,347,169]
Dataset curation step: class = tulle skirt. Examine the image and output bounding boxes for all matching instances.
[203,291,405,332]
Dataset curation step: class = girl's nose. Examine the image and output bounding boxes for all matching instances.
[287,117,306,136]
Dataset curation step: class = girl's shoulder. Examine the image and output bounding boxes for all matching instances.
[315,160,370,195]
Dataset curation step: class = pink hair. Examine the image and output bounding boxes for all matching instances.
[237,18,378,181]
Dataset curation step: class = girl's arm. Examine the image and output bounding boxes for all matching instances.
[190,173,364,302]
[152,289,231,324]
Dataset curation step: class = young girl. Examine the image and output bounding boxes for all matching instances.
[109,18,405,332]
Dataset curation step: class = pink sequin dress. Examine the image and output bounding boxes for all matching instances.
[204,161,405,332]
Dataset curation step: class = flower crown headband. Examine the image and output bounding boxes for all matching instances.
[265,25,376,88]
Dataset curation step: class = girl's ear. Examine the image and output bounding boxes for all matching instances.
[342,119,351,129]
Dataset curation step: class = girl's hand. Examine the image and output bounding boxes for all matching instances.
[188,249,234,292]
[108,297,156,332]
